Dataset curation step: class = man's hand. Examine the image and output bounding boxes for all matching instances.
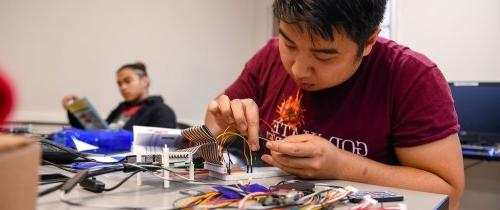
[205,95,260,151]
[61,94,78,110]
[261,134,343,179]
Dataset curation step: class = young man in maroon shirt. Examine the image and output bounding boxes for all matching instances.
[205,0,464,209]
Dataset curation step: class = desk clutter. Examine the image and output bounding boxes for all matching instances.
[37,125,408,209]
[41,166,406,210]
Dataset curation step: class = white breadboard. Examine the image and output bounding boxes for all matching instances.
[208,166,287,181]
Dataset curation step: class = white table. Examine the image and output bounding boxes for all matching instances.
[37,166,448,210]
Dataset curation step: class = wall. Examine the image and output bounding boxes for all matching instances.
[395,0,500,81]
[0,0,274,125]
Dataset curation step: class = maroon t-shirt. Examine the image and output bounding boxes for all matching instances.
[224,37,459,165]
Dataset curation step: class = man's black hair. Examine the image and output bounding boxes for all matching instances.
[273,0,387,56]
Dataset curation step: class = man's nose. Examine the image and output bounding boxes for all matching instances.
[291,56,313,79]
[119,84,127,91]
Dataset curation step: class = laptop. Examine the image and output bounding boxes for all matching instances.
[67,97,109,130]
[449,82,500,159]
[40,138,84,164]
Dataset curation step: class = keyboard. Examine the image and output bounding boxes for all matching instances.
[41,140,82,164]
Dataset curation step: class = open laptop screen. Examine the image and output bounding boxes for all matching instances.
[449,82,500,137]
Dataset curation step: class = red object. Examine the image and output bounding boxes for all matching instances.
[122,105,143,117]
[0,68,15,125]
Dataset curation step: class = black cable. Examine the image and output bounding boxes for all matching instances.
[60,170,90,194]
[39,170,90,197]
[40,164,128,197]
[86,164,126,177]
[38,183,64,197]
[103,170,141,191]
[464,160,483,170]
[225,139,235,174]
[42,160,79,173]
[43,161,205,197]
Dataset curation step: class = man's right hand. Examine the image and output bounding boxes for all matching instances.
[205,95,260,151]
[61,94,78,110]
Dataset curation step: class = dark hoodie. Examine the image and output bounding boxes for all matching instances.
[68,96,177,131]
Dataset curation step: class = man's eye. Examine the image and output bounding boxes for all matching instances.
[313,53,335,62]
[315,55,333,62]
[286,44,296,49]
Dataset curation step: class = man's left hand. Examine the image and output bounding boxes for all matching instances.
[261,134,342,179]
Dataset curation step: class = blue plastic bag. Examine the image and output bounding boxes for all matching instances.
[213,184,269,199]
[52,128,133,154]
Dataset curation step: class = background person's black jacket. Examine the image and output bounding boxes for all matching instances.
[67,96,177,131]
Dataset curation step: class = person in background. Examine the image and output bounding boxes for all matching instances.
[204,0,464,209]
[62,62,177,130]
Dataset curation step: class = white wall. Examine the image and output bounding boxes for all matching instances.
[0,0,274,124]
[395,0,500,81]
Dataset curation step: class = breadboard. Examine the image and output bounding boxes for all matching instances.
[208,166,287,181]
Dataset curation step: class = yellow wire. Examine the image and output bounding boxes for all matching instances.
[220,131,253,166]
[174,192,219,208]
[213,125,275,170]
[216,131,250,165]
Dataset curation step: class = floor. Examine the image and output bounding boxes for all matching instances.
[460,158,500,210]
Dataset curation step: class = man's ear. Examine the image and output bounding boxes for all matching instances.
[362,28,381,57]
[141,76,150,88]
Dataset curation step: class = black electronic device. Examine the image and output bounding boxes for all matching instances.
[349,191,404,203]
[40,139,83,164]
[269,181,315,193]
[39,173,70,185]
[80,178,105,193]
[449,82,500,159]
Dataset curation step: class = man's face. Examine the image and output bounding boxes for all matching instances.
[278,22,364,91]
[116,68,148,102]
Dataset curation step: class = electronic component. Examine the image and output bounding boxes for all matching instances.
[131,125,284,186]
[80,178,105,193]
[181,125,288,180]
[206,164,286,181]
[261,190,304,206]
[269,181,315,193]
[349,191,404,203]
[133,145,194,188]
[39,173,70,185]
